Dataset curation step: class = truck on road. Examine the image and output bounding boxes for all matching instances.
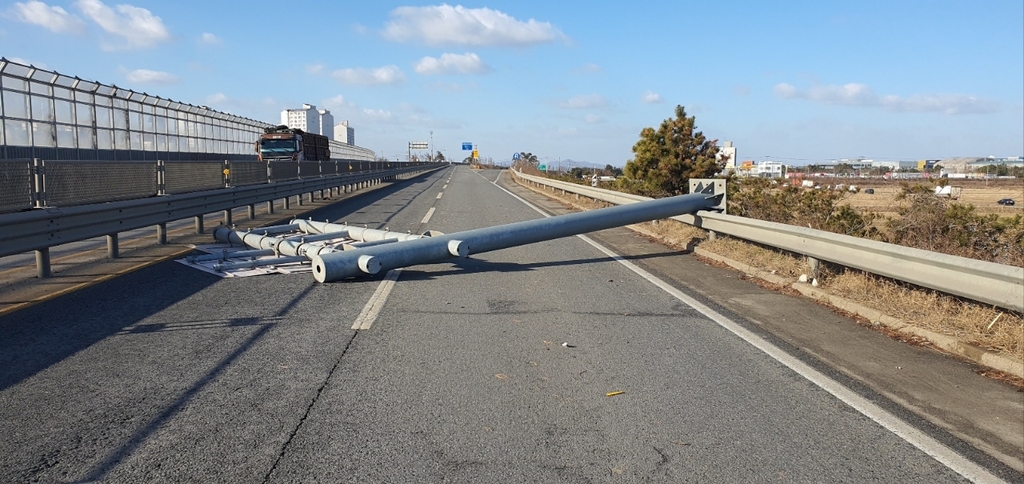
[256,125,330,162]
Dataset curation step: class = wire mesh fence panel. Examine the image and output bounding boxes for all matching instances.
[0,160,33,213]
[270,162,298,182]
[228,161,268,186]
[298,161,320,178]
[164,161,224,194]
[45,161,156,206]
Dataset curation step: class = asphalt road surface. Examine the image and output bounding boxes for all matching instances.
[0,166,1018,483]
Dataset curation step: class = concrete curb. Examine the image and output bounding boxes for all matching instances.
[694,247,1024,379]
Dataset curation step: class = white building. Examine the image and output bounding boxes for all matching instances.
[717,141,736,172]
[871,160,917,171]
[318,109,333,140]
[280,104,334,140]
[756,161,786,178]
[334,120,355,146]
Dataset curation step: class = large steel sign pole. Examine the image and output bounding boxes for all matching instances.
[310,192,722,282]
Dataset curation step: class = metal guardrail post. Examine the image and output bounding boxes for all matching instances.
[157,223,167,245]
[32,158,45,208]
[35,248,51,278]
[248,204,256,219]
[195,215,205,234]
[107,234,119,259]
[223,209,233,226]
[267,200,275,214]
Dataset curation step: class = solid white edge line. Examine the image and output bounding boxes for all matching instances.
[483,170,1004,484]
[351,269,402,330]
[421,207,436,225]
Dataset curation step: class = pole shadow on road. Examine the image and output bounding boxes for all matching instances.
[397,251,681,282]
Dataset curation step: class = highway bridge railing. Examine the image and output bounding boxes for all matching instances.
[0,162,445,277]
[511,170,1023,314]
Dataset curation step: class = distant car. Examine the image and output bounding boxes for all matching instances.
[864,188,875,194]
[997,198,1015,206]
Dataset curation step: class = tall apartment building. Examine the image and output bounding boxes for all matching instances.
[280,104,334,140]
[718,141,737,171]
[334,120,355,146]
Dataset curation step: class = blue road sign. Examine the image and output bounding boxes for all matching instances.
[513,152,521,160]
[462,142,472,150]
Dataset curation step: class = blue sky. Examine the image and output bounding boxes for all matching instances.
[2,0,1022,166]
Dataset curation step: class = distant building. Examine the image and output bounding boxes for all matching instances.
[717,141,737,172]
[280,104,334,140]
[334,120,355,146]
[756,161,786,178]
[318,109,333,140]
[871,160,917,171]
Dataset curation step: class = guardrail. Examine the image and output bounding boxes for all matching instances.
[0,158,422,214]
[511,170,1024,313]
[0,164,446,277]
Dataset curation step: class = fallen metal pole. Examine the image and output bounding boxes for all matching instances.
[310,192,722,282]
[212,227,347,258]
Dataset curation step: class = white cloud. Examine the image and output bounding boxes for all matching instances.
[306,63,325,75]
[574,62,602,74]
[642,90,663,104]
[205,92,228,104]
[361,108,393,121]
[125,68,178,84]
[332,65,406,85]
[584,114,605,124]
[198,32,221,45]
[322,94,346,110]
[773,82,998,115]
[383,4,566,47]
[559,94,608,109]
[414,52,490,75]
[10,0,86,34]
[75,0,170,50]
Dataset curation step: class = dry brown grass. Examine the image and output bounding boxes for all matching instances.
[700,238,807,279]
[824,271,1024,360]
[513,173,1024,361]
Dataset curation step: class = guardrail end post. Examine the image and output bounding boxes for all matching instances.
[35,248,51,278]
[107,234,119,259]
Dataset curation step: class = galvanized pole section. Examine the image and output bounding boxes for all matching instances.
[311,192,722,282]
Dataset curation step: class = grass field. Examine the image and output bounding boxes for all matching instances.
[838,179,1023,217]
